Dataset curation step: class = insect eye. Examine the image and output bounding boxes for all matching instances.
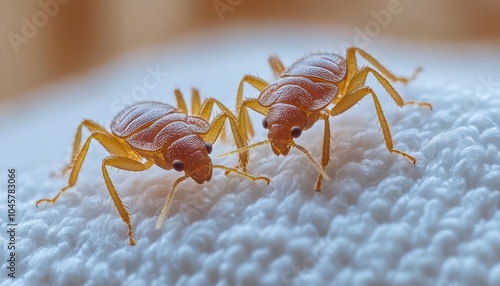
[172,160,184,172]
[205,142,213,154]
[262,117,268,129]
[290,126,302,138]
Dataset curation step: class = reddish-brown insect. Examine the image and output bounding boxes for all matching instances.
[222,47,432,191]
[36,89,269,245]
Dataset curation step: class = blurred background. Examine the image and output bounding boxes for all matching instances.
[1,0,500,103]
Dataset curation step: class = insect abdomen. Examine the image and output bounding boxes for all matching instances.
[111,102,179,138]
[282,53,347,83]
[127,119,195,151]
[258,76,339,112]
[111,102,210,152]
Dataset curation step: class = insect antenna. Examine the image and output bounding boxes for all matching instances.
[291,142,330,180]
[155,175,189,229]
[217,139,271,158]
[213,165,270,184]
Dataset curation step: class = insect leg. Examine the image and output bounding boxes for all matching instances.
[268,55,285,78]
[330,86,416,164]
[59,120,111,176]
[199,97,239,142]
[236,75,269,109]
[346,47,422,85]
[191,88,202,116]
[199,97,236,120]
[36,131,133,207]
[228,98,269,171]
[206,111,248,171]
[155,175,189,230]
[315,113,331,192]
[238,99,268,144]
[213,164,270,184]
[348,66,432,109]
[236,75,270,138]
[174,89,189,114]
[101,156,155,245]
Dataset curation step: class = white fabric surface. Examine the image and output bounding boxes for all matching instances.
[1,25,500,286]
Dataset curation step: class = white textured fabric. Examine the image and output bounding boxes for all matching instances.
[1,26,500,286]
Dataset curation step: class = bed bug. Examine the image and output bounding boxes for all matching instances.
[222,47,432,191]
[36,89,269,245]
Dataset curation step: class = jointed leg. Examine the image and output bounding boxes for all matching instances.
[315,113,331,192]
[235,75,270,138]
[155,175,189,229]
[345,47,421,88]
[237,99,268,144]
[174,89,188,114]
[205,112,241,145]
[176,88,216,117]
[199,97,239,142]
[206,110,251,170]
[155,165,269,231]
[213,165,270,184]
[269,55,285,78]
[236,75,269,110]
[60,120,114,176]
[191,88,202,116]
[231,98,269,171]
[331,86,416,164]
[215,99,269,172]
[403,100,433,109]
[343,66,432,109]
[101,156,154,245]
[175,87,209,116]
[198,97,255,170]
[37,131,133,207]
[176,90,231,140]
[199,97,236,121]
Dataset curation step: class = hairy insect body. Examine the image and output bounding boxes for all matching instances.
[230,47,432,191]
[111,102,213,183]
[36,91,269,246]
[262,54,348,156]
[261,75,338,156]
[35,47,432,246]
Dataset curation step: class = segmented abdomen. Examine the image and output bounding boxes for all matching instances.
[281,53,346,83]
[257,54,346,112]
[258,76,339,112]
[111,102,210,152]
